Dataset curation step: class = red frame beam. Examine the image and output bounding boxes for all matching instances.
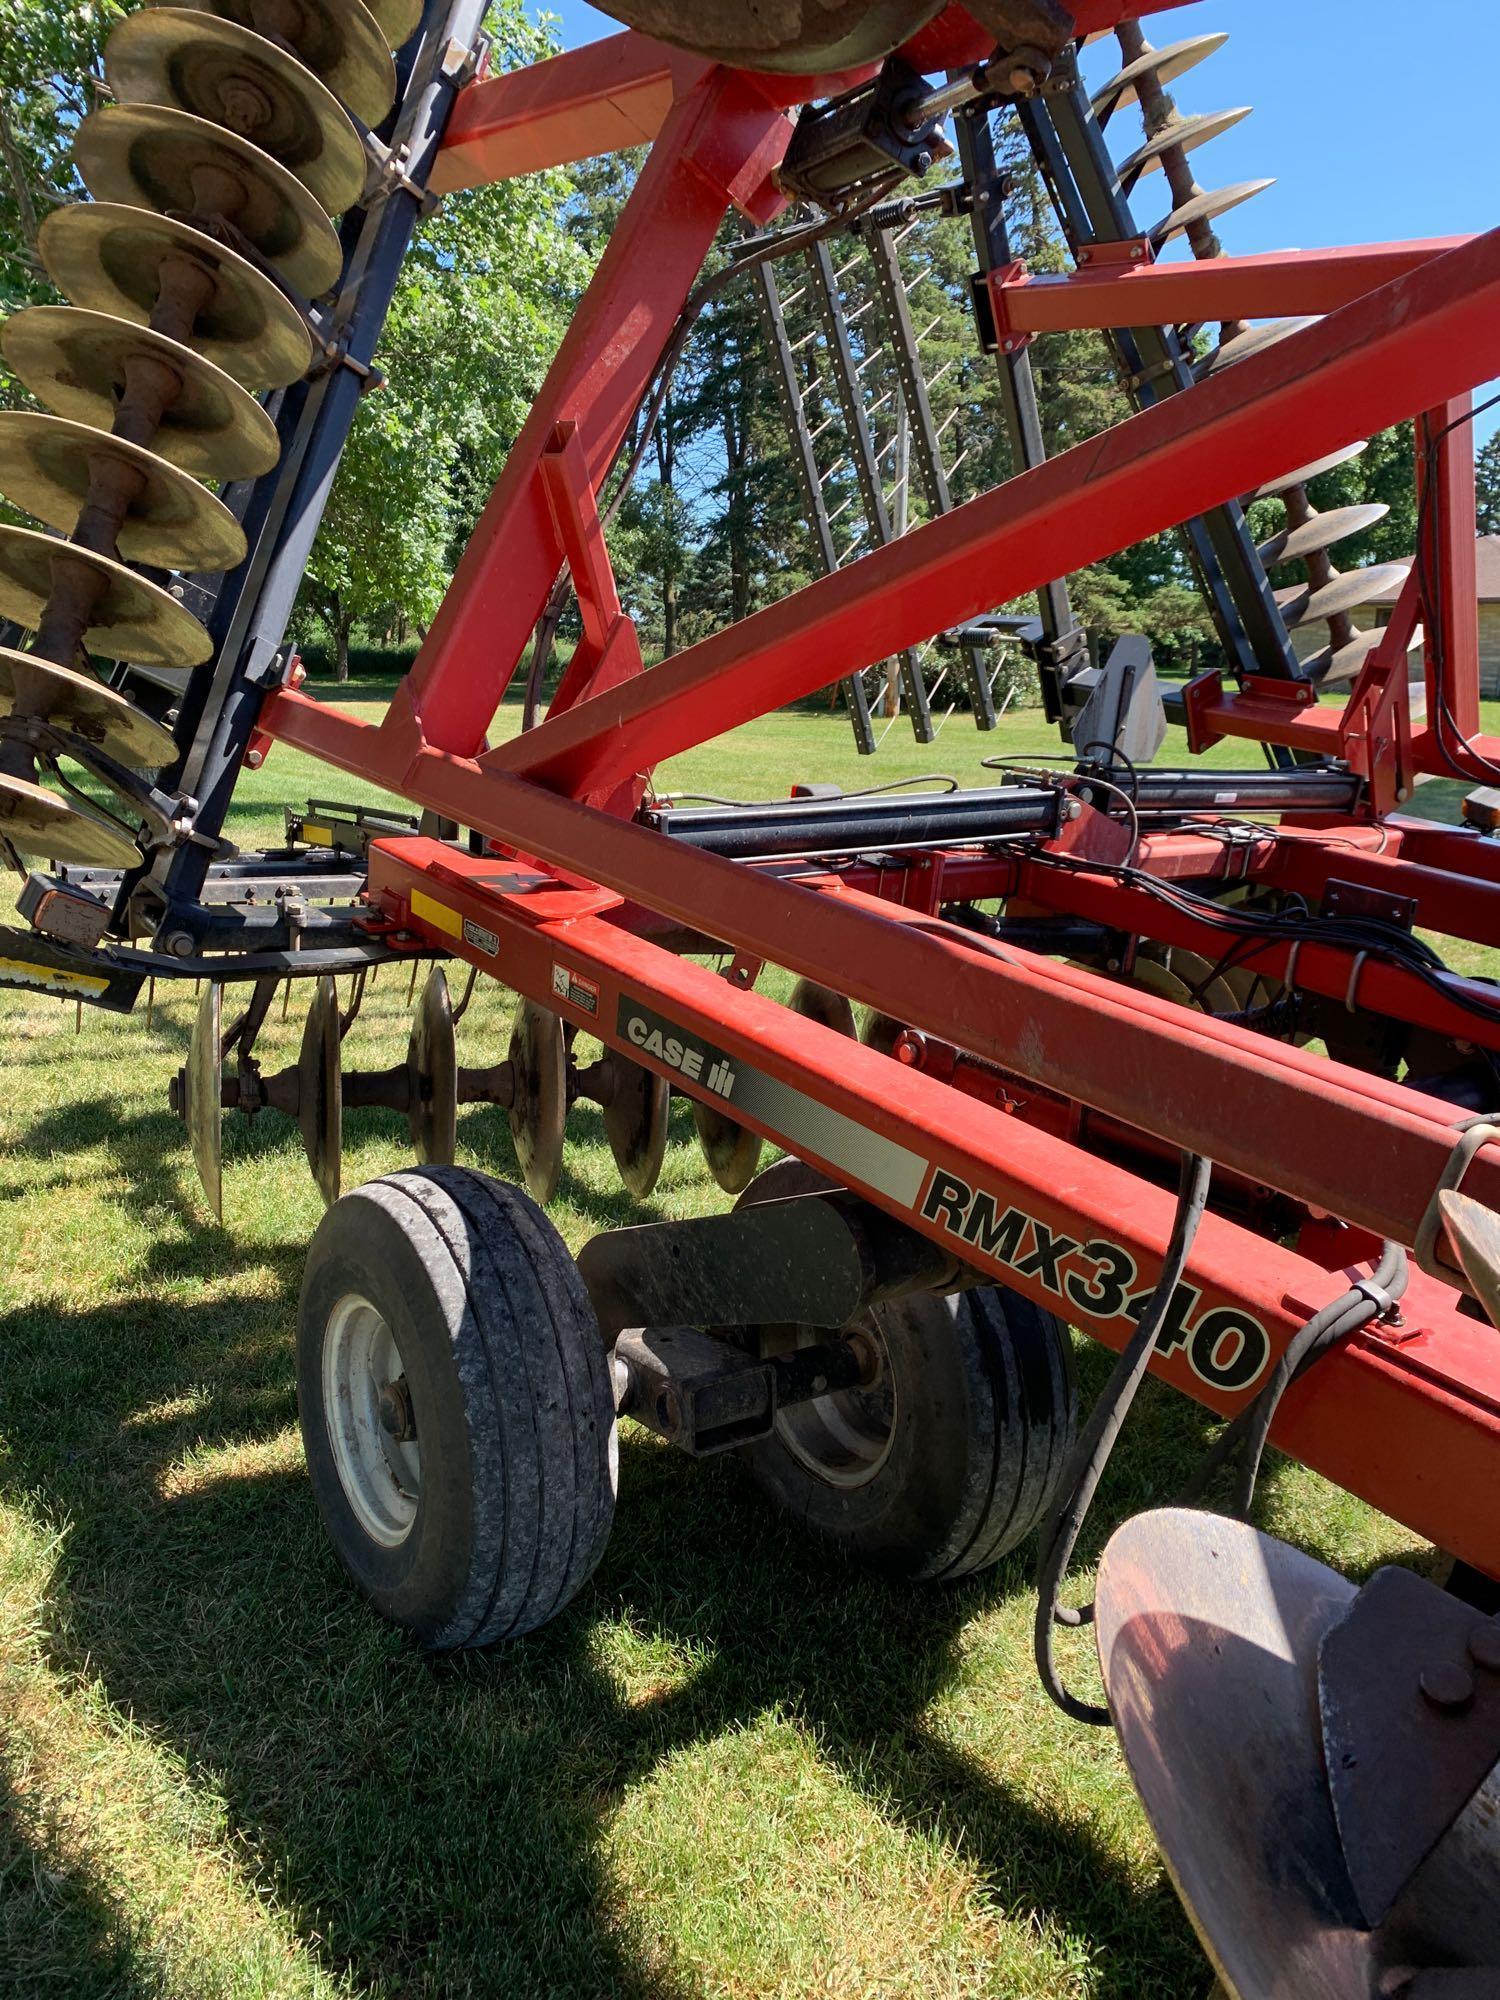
[990,238,1470,338]
[482,226,1500,799]
[261,687,1500,1258]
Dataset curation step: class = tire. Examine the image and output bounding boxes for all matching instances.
[737,1160,1076,1582]
[297,1166,617,1648]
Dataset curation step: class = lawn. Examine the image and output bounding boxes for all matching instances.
[0,683,1486,1999]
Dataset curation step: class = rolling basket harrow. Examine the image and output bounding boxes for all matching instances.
[2,0,1499,1988]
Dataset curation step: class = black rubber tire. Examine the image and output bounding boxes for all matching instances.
[737,1160,1077,1582]
[297,1166,617,1648]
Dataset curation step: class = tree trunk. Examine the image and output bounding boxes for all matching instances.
[333,601,352,682]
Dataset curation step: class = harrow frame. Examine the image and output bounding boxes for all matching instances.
[211,8,1500,1578]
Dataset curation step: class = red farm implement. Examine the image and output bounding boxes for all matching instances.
[1,2,1498,1988]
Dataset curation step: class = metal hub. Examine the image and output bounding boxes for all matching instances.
[767,1318,894,1490]
[322,1292,420,1547]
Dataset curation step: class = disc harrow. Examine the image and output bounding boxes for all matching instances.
[1098,18,1410,689]
[5,4,1500,1991]
[0,0,412,871]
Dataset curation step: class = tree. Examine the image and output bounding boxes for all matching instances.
[1477,435,1500,536]
[301,1,587,676]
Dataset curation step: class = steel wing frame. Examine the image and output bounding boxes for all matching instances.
[254,8,1500,1577]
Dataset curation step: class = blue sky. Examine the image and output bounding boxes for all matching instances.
[543,1,1499,440]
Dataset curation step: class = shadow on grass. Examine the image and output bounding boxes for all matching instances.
[0,1222,1254,2000]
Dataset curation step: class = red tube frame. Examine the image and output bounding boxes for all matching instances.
[260,11,1500,1574]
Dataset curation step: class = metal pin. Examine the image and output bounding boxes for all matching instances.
[146,977,155,1030]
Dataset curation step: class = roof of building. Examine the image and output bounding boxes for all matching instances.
[1362,533,1500,604]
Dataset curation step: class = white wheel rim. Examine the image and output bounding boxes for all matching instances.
[772,1320,896,1492]
[322,1292,421,1547]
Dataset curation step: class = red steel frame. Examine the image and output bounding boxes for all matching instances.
[261,10,1500,1575]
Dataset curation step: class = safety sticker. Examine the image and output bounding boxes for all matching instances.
[553,964,600,1016]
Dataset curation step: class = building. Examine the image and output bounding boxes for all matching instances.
[1290,536,1500,695]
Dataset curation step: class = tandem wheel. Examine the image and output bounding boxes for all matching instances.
[297,1166,618,1648]
[737,1161,1078,1581]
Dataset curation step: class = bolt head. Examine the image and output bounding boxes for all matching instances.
[1420,1661,1476,1711]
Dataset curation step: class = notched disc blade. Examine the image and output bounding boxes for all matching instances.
[2,306,280,481]
[106,8,366,216]
[788,977,858,1039]
[187,976,224,1221]
[0,522,212,668]
[298,972,342,1207]
[0,770,141,867]
[691,1097,763,1196]
[1257,503,1389,571]
[74,103,343,298]
[0,647,176,767]
[153,0,398,129]
[0,412,247,572]
[38,202,313,390]
[407,965,457,1167]
[601,1053,669,1200]
[507,997,567,1204]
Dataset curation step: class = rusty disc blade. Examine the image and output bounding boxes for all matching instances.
[1246,441,1367,505]
[0,769,141,866]
[1096,1508,1372,1996]
[507,997,567,1204]
[186,976,224,1221]
[586,0,946,73]
[1116,105,1252,181]
[1149,178,1275,249]
[38,203,312,391]
[1438,1190,1500,1330]
[74,103,343,298]
[1305,626,1394,688]
[359,0,420,53]
[1256,503,1389,571]
[2,307,280,481]
[106,8,365,216]
[0,647,176,767]
[690,1097,763,1196]
[1197,316,1315,380]
[1092,31,1230,117]
[788,976,858,1039]
[601,1053,669,1200]
[298,973,343,1208]
[0,412,247,572]
[407,965,457,1167]
[1295,563,1412,629]
[0,522,212,667]
[151,0,397,128]
[860,1009,906,1056]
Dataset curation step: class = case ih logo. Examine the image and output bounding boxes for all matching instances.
[920,1169,1273,1395]
[622,1007,737,1098]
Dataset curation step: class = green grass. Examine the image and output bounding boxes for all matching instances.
[0,686,1486,1999]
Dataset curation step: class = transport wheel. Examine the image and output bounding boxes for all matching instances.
[297,1166,617,1647]
[736,1161,1077,1581]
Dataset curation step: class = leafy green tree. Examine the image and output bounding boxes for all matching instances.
[1477,434,1500,536]
[301,1,586,676]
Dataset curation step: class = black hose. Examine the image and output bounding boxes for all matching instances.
[1181,1239,1409,1518]
[1033,1150,1213,1726]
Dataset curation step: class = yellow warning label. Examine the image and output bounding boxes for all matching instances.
[410,889,462,939]
[0,955,109,997]
[300,822,334,847]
